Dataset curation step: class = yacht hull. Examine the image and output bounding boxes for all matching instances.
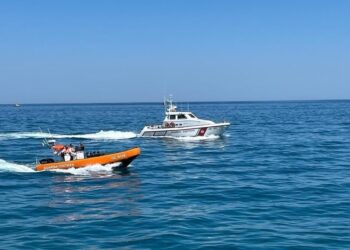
[140,123,230,137]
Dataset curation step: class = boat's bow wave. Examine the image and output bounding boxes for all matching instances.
[49,162,122,176]
[0,130,137,140]
[174,134,220,141]
[0,159,35,173]
[141,134,221,141]
[0,159,126,176]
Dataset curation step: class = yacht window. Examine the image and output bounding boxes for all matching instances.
[189,113,196,118]
[178,114,187,119]
[170,115,176,120]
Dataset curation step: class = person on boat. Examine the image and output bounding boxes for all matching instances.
[67,144,73,154]
[57,146,68,160]
[51,143,80,161]
[73,143,85,160]
[52,144,64,155]
[67,144,77,160]
[56,145,71,161]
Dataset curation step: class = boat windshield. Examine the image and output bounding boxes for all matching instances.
[188,113,196,118]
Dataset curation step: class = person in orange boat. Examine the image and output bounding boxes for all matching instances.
[51,144,65,160]
[67,144,77,160]
[51,142,84,161]
[52,144,64,154]
[59,146,68,160]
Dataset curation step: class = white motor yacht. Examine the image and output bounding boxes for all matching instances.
[140,96,230,137]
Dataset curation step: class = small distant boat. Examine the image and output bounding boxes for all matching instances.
[35,139,141,171]
[15,104,21,107]
[140,96,230,137]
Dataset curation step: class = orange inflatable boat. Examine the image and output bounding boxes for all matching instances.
[35,147,141,171]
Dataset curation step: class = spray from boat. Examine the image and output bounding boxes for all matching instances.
[0,130,137,141]
[0,159,35,173]
[0,158,129,176]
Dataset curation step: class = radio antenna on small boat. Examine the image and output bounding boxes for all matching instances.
[39,128,56,148]
[47,128,53,139]
[39,127,48,147]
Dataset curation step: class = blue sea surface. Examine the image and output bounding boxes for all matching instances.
[1,101,350,249]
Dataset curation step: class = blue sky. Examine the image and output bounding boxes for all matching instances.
[0,0,349,103]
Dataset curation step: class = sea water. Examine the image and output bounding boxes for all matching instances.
[1,101,350,249]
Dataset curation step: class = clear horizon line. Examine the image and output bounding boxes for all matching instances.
[2,98,350,105]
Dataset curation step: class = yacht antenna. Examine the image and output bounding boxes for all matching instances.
[163,96,166,114]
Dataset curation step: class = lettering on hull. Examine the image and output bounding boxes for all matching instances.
[111,153,127,160]
[141,125,228,137]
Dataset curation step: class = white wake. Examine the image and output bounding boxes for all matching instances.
[0,130,137,140]
[141,134,220,141]
[0,159,35,173]
[0,158,126,176]
[49,162,122,176]
[173,135,220,141]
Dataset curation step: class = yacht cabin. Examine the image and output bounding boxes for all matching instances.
[163,111,214,128]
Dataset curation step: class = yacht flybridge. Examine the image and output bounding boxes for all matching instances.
[140,96,230,137]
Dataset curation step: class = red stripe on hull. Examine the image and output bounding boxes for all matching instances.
[197,127,208,136]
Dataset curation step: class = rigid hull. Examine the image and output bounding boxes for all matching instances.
[35,147,141,171]
[140,122,230,137]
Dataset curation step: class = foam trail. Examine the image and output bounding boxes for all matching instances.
[50,162,122,176]
[175,135,219,141]
[170,135,220,141]
[0,159,35,173]
[139,134,221,140]
[0,130,137,140]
